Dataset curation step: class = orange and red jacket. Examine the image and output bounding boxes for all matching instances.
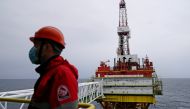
[28,56,78,109]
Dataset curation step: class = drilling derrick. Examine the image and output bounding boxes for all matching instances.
[94,0,163,109]
[117,0,130,56]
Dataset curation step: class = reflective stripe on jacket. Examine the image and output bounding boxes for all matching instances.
[28,56,78,109]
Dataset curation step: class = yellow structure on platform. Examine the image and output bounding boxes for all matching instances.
[101,95,156,103]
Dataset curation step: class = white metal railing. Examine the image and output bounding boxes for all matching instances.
[0,89,33,109]
[0,82,103,109]
[78,81,103,103]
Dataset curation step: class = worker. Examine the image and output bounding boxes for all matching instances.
[28,26,78,109]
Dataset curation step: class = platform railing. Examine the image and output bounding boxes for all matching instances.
[0,82,103,109]
[78,81,103,103]
[0,98,95,109]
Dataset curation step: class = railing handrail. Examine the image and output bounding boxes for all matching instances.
[0,97,95,109]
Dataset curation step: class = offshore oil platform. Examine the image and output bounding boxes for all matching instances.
[93,0,163,109]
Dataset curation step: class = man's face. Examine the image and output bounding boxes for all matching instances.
[28,40,42,64]
[33,40,41,49]
[32,40,42,59]
[33,40,54,61]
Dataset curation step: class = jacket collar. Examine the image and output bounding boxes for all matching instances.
[35,55,78,80]
[35,55,61,76]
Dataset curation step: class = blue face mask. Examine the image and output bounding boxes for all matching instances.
[29,47,40,64]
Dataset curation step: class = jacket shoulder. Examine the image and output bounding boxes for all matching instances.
[54,60,78,79]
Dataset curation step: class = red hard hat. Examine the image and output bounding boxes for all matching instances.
[30,26,65,48]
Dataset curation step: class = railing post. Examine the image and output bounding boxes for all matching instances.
[0,102,6,109]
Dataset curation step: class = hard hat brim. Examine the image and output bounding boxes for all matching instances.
[30,37,35,42]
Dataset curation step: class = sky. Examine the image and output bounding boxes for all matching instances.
[0,0,190,79]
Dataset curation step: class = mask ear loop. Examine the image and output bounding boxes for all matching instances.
[38,41,45,64]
